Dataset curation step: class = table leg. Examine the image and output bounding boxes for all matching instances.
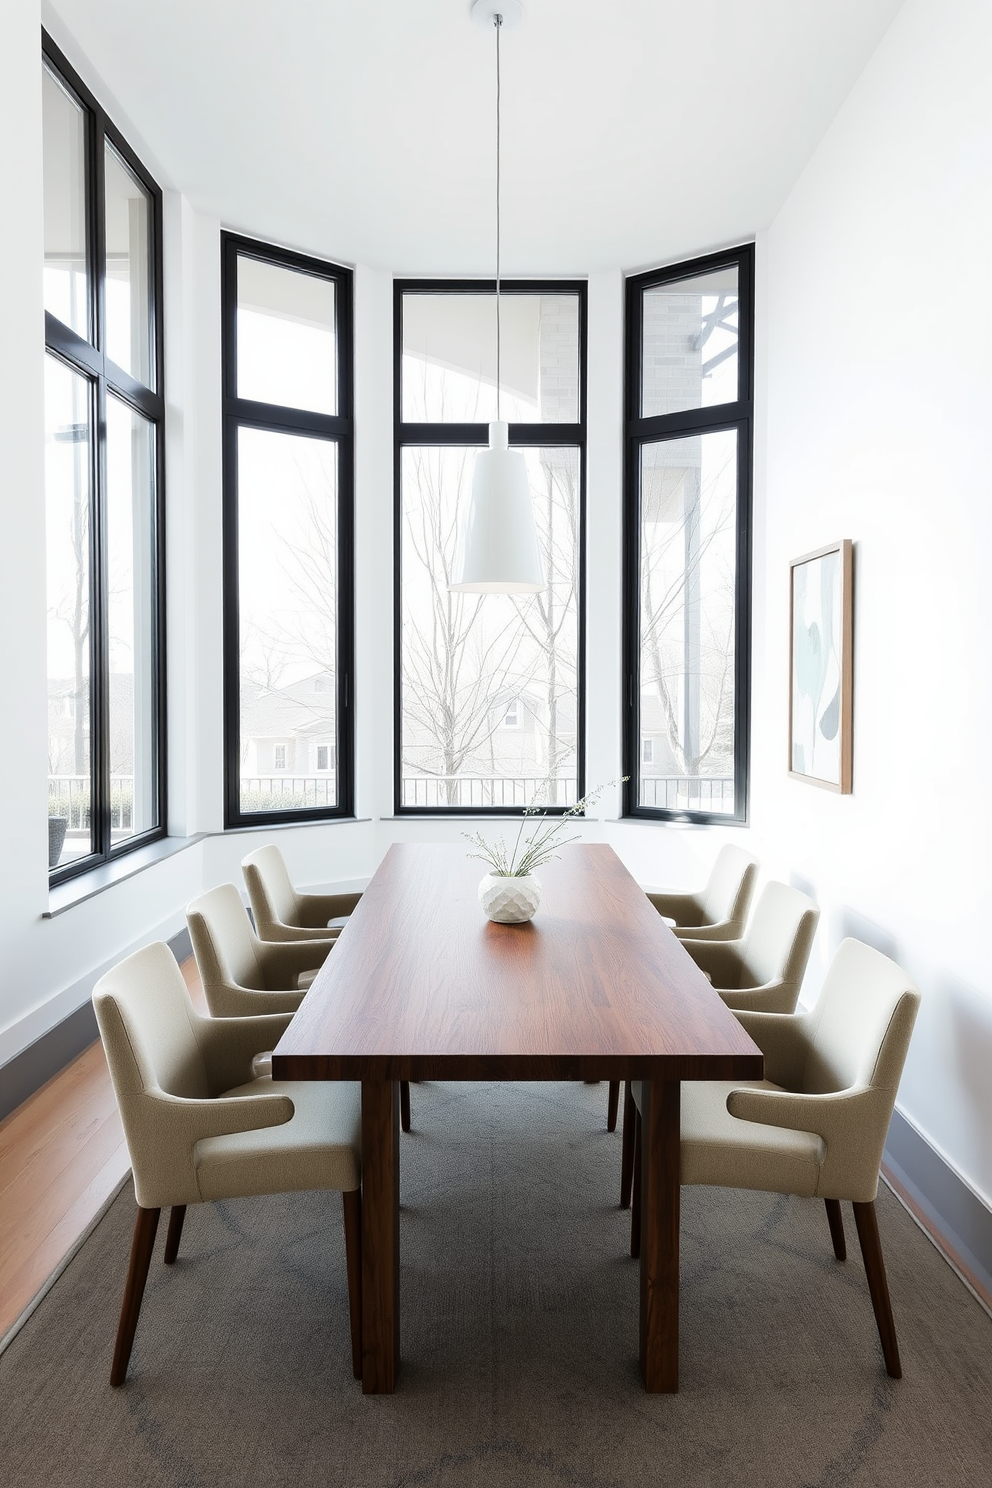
[360,1079,400,1393]
[639,1078,680,1392]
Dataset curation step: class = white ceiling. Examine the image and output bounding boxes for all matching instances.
[46,0,905,276]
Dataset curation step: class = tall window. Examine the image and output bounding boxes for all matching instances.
[623,245,753,823]
[222,235,354,825]
[42,36,165,880]
[395,281,586,812]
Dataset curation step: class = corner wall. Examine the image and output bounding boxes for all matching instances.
[755,0,992,1226]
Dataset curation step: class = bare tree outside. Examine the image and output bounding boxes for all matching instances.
[398,289,582,810]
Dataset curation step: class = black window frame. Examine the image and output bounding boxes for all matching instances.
[43,32,167,886]
[221,233,355,828]
[393,277,587,817]
[622,243,754,826]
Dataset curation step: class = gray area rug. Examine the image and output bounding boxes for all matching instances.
[2,1080,989,1487]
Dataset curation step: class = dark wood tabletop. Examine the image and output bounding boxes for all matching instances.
[274,842,761,1081]
[272,841,763,1395]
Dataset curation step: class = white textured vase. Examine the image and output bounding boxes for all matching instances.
[478,872,542,924]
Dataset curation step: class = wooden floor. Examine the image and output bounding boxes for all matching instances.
[1,959,988,1345]
[0,960,205,1341]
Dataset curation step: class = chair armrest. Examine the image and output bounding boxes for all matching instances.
[731,1010,810,1087]
[196,1010,295,1091]
[297,891,362,927]
[645,890,702,926]
[258,921,342,943]
[672,917,739,942]
[260,938,336,987]
[152,1087,295,1140]
[203,980,304,1019]
[726,1084,868,1143]
[679,939,742,986]
[125,1087,295,1208]
[717,979,799,1015]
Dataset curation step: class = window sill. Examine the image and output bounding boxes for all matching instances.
[219,817,371,835]
[45,834,206,918]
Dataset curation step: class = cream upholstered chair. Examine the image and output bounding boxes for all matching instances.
[628,939,920,1378]
[92,942,363,1386]
[619,881,819,1203]
[681,880,821,1015]
[606,845,761,1133]
[186,883,336,1019]
[645,843,758,942]
[188,883,413,1133]
[242,844,362,941]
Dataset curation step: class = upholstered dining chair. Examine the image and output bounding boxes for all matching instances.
[186,882,336,1018]
[627,938,921,1378]
[187,882,413,1133]
[242,844,362,942]
[645,843,758,942]
[617,881,820,1203]
[681,880,821,1015]
[92,942,363,1386]
[605,846,761,1134]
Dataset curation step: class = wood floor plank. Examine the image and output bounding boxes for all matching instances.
[1,1144,130,1336]
[0,957,202,1341]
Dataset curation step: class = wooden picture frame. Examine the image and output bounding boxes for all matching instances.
[789,539,853,793]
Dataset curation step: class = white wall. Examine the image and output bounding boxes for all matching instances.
[754,0,992,1204]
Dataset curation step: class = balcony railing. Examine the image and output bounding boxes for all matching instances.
[240,775,338,811]
[401,776,578,809]
[639,775,735,811]
[48,775,134,831]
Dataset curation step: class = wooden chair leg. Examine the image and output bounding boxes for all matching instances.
[111,1206,160,1386]
[606,1080,620,1132]
[163,1205,186,1265]
[824,1198,846,1261]
[400,1080,411,1134]
[853,1199,902,1378]
[342,1189,363,1381]
[620,1082,636,1209]
[629,1109,642,1259]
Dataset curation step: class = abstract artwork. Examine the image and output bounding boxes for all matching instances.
[789,540,853,792]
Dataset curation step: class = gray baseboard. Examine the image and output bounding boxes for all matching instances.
[884,1108,992,1304]
[0,927,193,1124]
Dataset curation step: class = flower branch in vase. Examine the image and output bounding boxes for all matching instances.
[464,779,627,923]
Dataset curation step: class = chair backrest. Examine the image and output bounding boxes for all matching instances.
[242,844,300,935]
[187,883,266,993]
[93,943,213,1203]
[739,880,820,997]
[699,844,758,932]
[802,938,921,1098]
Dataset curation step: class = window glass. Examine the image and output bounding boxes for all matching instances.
[402,293,579,424]
[104,144,152,385]
[637,430,738,815]
[236,256,336,415]
[106,398,157,842]
[399,443,579,808]
[42,65,89,338]
[641,266,739,418]
[237,426,338,815]
[45,355,94,865]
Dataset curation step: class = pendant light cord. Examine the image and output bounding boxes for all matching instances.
[494,12,502,423]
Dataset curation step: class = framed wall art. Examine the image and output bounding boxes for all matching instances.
[789,539,853,793]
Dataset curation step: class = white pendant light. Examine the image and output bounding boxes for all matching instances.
[450,2,545,595]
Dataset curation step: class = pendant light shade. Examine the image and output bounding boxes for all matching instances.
[450,4,546,595]
[450,421,545,593]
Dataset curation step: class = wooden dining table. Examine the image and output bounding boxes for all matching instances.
[272,841,762,1393]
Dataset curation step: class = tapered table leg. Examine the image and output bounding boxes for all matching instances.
[361,1079,400,1393]
[639,1078,680,1392]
